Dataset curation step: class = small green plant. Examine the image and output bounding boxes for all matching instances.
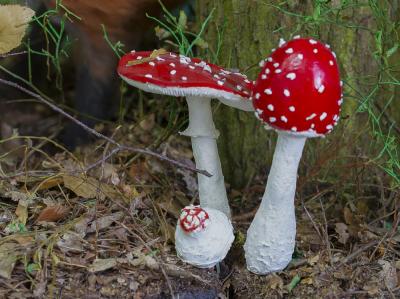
[147,0,214,57]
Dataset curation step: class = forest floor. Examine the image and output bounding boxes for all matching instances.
[0,99,399,299]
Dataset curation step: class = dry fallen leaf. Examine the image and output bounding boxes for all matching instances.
[36,205,70,222]
[378,260,398,290]
[335,222,350,244]
[88,258,117,273]
[63,175,121,200]
[0,5,35,54]
[0,242,19,279]
[15,199,28,225]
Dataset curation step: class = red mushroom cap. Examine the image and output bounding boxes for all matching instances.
[252,38,342,137]
[118,50,254,111]
[179,205,210,233]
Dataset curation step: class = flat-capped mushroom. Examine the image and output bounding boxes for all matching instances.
[244,37,342,274]
[175,205,234,268]
[118,50,253,217]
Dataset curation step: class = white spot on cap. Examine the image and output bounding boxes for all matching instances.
[145,74,152,78]
[269,117,276,123]
[170,70,177,75]
[265,68,270,74]
[311,123,315,129]
[332,51,337,58]
[130,50,136,53]
[320,112,327,120]
[333,114,338,121]
[329,60,334,66]
[326,44,331,48]
[264,88,272,95]
[297,54,304,60]
[259,60,265,67]
[273,62,280,68]
[136,56,143,59]
[275,69,282,73]
[340,80,343,86]
[313,49,318,54]
[189,65,195,69]
[338,99,343,105]
[293,35,300,39]
[285,48,294,54]
[281,115,288,123]
[289,106,295,112]
[217,80,224,86]
[267,57,273,62]
[286,73,296,80]
[306,113,317,120]
[255,93,261,99]
[271,48,276,52]
[203,64,212,73]
[214,74,220,79]
[236,85,242,91]
[283,89,290,97]
[309,39,317,44]
[278,38,286,47]
[156,56,165,61]
[149,61,155,66]
[326,124,333,130]
[256,108,263,115]
[261,74,267,80]
[267,104,274,111]
[291,127,297,132]
[181,76,187,81]
[245,79,251,84]
[169,63,176,67]
[318,85,325,93]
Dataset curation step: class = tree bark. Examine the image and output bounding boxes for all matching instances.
[196,0,399,188]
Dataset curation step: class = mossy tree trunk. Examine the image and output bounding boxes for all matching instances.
[196,0,399,189]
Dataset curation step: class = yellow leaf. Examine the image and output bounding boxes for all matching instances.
[15,199,28,225]
[63,175,121,200]
[0,5,35,54]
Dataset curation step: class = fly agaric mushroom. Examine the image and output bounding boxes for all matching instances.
[175,205,234,268]
[118,50,253,217]
[244,37,342,274]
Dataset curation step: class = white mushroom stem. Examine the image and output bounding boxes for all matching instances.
[244,134,306,274]
[180,96,231,218]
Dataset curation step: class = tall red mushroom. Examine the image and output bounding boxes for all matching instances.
[244,37,342,274]
[118,50,253,217]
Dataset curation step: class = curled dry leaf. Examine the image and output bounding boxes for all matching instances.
[0,5,35,54]
[36,205,70,223]
[335,222,350,244]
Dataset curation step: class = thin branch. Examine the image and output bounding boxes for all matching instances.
[0,51,28,58]
[0,78,211,177]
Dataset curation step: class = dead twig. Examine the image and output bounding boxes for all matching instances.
[0,51,28,58]
[319,198,333,266]
[337,240,379,266]
[0,78,211,178]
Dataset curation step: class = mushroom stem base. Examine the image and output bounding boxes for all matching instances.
[244,134,306,274]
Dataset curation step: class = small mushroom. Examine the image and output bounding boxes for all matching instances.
[244,37,342,274]
[175,205,234,268]
[118,50,253,217]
